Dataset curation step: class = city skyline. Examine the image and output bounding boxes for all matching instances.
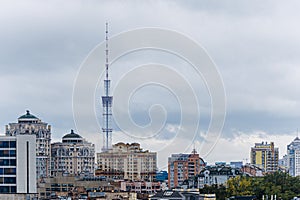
[0,1,300,168]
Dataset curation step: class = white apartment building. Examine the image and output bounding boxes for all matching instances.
[0,134,36,196]
[287,137,300,176]
[6,110,51,178]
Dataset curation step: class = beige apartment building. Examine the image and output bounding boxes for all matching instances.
[51,130,95,176]
[96,142,157,181]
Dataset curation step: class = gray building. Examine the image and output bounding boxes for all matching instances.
[6,110,51,178]
[197,165,241,188]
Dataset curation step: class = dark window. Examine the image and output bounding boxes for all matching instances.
[0,150,9,157]
[0,186,9,193]
[0,159,10,166]
[4,168,16,175]
[0,159,15,166]
[0,141,9,148]
[9,141,16,148]
[4,177,16,184]
[10,159,16,166]
[9,150,16,157]
[10,186,16,193]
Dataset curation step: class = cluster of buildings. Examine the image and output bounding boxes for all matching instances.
[249,138,300,178]
[0,111,97,199]
[1,110,300,199]
[280,137,300,176]
[0,110,162,199]
[2,26,300,200]
[0,110,208,199]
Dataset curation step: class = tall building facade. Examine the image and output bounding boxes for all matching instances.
[250,142,279,172]
[96,142,157,181]
[50,130,95,176]
[168,150,206,188]
[0,134,36,195]
[5,110,51,178]
[287,137,300,176]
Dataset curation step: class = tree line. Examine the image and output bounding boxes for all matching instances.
[199,171,300,200]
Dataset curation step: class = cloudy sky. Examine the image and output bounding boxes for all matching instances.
[0,0,300,168]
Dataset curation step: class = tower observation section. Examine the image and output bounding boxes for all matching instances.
[101,23,113,152]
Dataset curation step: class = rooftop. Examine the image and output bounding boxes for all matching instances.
[18,110,38,120]
[62,130,82,139]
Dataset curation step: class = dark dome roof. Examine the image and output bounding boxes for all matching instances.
[62,129,82,139]
[18,110,38,119]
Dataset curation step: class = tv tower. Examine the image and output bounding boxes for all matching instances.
[101,22,113,152]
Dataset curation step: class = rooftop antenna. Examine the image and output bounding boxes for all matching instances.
[101,22,113,152]
[192,142,197,154]
[105,22,109,85]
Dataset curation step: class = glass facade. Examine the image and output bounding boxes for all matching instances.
[0,139,17,194]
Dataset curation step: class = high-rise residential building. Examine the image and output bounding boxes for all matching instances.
[96,142,157,181]
[287,137,300,176]
[250,141,279,172]
[5,110,51,178]
[0,134,36,197]
[168,150,206,188]
[50,130,95,176]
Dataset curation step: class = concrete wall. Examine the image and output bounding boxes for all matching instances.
[16,134,36,193]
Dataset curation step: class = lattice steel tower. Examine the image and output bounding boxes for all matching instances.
[101,23,113,152]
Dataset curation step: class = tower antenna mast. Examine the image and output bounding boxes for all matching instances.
[102,22,113,152]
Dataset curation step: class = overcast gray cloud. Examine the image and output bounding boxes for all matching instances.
[0,0,300,168]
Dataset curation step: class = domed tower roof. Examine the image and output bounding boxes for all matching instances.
[62,129,83,143]
[18,110,39,123]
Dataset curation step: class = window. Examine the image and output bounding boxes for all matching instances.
[4,168,16,175]
[0,159,16,166]
[4,177,16,184]
[0,186,9,193]
[9,150,16,157]
[0,141,9,148]
[10,141,16,148]
[10,186,16,193]
[0,150,9,157]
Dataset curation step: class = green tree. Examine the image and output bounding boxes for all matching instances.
[227,176,254,196]
[202,171,300,200]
